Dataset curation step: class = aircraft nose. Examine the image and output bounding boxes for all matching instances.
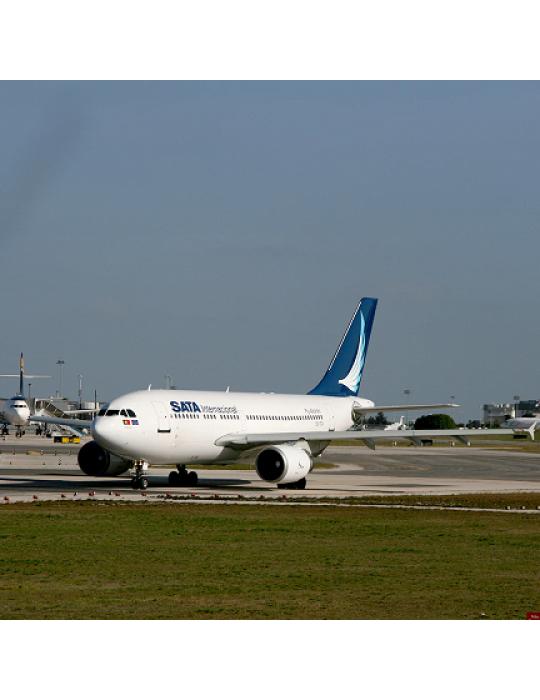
[92,418,122,450]
[15,407,29,421]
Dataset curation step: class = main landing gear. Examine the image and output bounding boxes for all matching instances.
[168,465,198,487]
[277,478,307,490]
[15,428,25,438]
[131,460,150,490]
[1,425,8,436]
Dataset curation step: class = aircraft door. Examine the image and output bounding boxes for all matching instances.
[152,402,171,434]
[328,411,336,431]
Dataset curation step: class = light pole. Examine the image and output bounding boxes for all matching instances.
[513,394,520,419]
[403,388,411,428]
[56,360,65,399]
[78,374,83,410]
[28,382,32,402]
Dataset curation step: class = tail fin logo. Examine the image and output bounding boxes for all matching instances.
[338,311,366,393]
[308,297,377,397]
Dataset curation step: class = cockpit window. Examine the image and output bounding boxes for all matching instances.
[97,406,135,417]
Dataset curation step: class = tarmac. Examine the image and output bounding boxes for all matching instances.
[0,435,539,504]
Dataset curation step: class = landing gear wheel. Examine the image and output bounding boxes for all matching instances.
[168,470,180,486]
[132,476,149,490]
[131,460,150,490]
[168,467,198,487]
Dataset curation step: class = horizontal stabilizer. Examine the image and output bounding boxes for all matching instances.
[353,403,459,416]
[0,374,50,379]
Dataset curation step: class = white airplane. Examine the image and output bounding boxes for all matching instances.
[0,354,50,437]
[33,297,528,489]
[503,416,540,432]
[384,416,406,431]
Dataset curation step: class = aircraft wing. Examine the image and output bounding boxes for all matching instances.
[354,403,459,415]
[30,415,93,430]
[215,427,532,450]
[0,374,50,379]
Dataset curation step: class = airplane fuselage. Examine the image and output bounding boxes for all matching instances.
[92,389,374,465]
[504,417,540,431]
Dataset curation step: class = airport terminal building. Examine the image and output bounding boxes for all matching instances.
[483,399,540,426]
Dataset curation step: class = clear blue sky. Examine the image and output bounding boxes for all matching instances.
[1,81,538,420]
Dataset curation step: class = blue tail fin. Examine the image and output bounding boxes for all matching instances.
[308,297,378,397]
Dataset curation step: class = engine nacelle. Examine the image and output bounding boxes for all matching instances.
[256,444,312,485]
[77,440,131,477]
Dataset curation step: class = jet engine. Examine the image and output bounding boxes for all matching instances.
[77,440,131,477]
[255,444,312,485]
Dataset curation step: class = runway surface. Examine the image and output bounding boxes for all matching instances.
[1,436,539,503]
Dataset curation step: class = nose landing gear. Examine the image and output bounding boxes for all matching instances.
[168,465,198,487]
[130,460,150,490]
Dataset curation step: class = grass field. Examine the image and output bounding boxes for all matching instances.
[283,492,540,510]
[0,501,539,620]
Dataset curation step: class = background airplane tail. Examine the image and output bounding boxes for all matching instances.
[0,354,51,398]
[308,297,378,397]
[19,353,24,395]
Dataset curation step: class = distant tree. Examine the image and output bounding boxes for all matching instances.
[366,411,389,426]
[523,412,536,418]
[414,413,457,430]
